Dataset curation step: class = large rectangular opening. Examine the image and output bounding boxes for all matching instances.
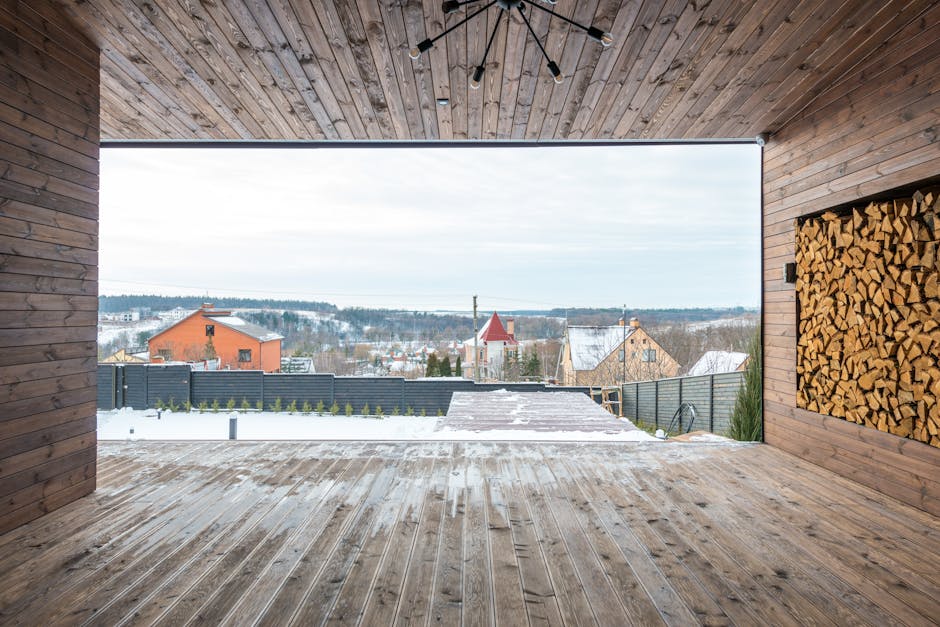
[95,142,762,441]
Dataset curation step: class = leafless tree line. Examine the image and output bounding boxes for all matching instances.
[649,321,758,374]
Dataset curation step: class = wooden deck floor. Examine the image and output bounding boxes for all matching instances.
[1,441,938,626]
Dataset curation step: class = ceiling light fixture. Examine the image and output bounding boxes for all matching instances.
[409,0,613,88]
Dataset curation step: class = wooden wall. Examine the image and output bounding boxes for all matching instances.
[762,4,940,516]
[0,0,99,534]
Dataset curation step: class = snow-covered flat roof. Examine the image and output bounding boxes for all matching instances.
[442,390,655,440]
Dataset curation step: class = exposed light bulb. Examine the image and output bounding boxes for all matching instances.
[470,65,484,89]
[553,73,564,84]
[409,39,434,61]
[547,60,562,84]
[586,26,613,48]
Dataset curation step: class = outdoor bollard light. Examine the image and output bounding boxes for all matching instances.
[229,413,238,440]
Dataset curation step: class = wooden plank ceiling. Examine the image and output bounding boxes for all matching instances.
[54,0,920,141]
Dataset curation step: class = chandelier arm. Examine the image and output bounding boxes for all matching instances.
[478,8,504,69]
[430,0,498,45]
[517,4,552,64]
[522,0,591,32]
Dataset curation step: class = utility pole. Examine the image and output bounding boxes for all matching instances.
[556,308,568,384]
[473,295,479,382]
[622,303,627,385]
[621,303,627,418]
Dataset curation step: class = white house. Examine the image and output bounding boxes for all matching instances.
[98,310,140,322]
[687,350,750,377]
[158,306,192,322]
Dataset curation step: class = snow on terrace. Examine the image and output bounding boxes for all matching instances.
[98,410,440,441]
[98,391,659,442]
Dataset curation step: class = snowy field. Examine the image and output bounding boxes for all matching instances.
[97,408,660,442]
[685,316,757,332]
[97,318,168,345]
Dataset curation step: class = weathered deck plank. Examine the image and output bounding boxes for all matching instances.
[0,441,938,626]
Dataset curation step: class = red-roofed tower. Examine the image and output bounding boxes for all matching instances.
[462,312,519,380]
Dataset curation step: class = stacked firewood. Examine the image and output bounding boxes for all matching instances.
[796,190,940,447]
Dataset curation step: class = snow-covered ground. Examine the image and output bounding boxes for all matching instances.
[97,408,659,442]
[286,309,352,333]
[686,316,757,332]
[97,318,168,345]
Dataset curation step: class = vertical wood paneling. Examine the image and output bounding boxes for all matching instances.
[762,4,940,515]
[0,0,98,535]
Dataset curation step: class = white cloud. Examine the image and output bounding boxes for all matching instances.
[100,144,761,309]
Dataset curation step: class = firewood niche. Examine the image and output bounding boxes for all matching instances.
[796,189,940,448]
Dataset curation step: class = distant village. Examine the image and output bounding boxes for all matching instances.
[99,300,758,386]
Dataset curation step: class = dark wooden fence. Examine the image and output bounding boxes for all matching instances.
[97,365,593,416]
[621,372,745,434]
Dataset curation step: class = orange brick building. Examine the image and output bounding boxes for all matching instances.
[148,304,283,372]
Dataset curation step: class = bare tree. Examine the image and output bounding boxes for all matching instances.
[651,322,757,374]
[536,339,563,380]
[314,349,354,375]
[577,342,673,387]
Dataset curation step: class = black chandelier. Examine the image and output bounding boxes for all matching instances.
[409,0,613,88]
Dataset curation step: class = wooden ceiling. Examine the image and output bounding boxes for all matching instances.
[54,0,927,141]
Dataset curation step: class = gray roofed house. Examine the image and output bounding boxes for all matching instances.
[560,318,680,387]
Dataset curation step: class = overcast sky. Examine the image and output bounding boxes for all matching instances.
[100,144,761,311]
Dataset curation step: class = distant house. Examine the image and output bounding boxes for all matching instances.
[98,310,140,322]
[461,312,519,380]
[687,350,749,377]
[158,306,191,322]
[560,317,679,387]
[148,303,283,372]
[101,347,148,363]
